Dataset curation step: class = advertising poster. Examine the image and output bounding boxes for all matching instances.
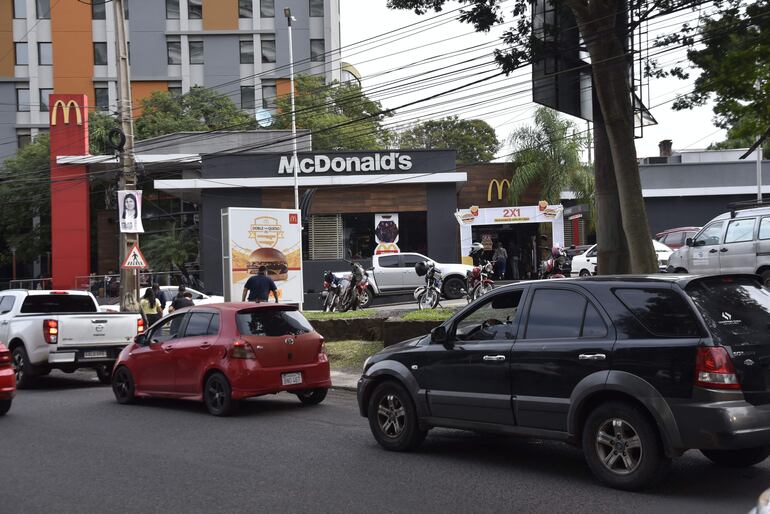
[374,213,400,255]
[117,190,144,233]
[222,208,303,304]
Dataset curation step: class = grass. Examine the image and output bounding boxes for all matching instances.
[400,308,455,321]
[303,309,378,320]
[325,340,383,372]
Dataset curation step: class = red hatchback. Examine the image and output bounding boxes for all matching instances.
[0,343,15,415]
[111,303,331,416]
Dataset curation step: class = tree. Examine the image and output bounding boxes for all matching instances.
[398,116,500,162]
[88,111,120,155]
[140,223,199,282]
[272,74,394,151]
[135,86,256,141]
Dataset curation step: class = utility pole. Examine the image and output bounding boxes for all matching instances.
[284,8,299,210]
[114,0,139,311]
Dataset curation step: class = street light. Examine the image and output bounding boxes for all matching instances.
[284,8,299,211]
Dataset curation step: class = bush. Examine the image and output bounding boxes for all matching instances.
[400,308,455,321]
[304,309,377,321]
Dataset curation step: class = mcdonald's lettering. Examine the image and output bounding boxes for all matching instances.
[51,100,83,126]
[487,178,510,202]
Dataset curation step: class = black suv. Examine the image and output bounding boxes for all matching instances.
[357,274,770,490]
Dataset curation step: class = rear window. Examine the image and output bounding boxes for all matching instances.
[20,294,96,313]
[613,288,700,338]
[237,309,313,336]
[686,276,770,345]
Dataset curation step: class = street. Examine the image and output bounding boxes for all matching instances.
[2,372,768,514]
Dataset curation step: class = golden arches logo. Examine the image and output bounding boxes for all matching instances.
[487,178,510,202]
[51,100,83,126]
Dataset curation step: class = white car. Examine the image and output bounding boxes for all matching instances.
[570,240,673,277]
[100,286,224,314]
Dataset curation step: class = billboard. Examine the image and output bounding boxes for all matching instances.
[374,213,400,254]
[222,208,303,304]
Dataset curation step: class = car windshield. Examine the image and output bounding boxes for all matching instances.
[20,294,96,313]
[686,276,770,346]
[237,309,313,336]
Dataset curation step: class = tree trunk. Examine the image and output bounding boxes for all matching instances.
[568,0,658,274]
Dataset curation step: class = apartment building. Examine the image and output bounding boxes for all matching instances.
[0,0,341,160]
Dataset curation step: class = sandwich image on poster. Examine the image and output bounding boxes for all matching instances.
[374,213,400,255]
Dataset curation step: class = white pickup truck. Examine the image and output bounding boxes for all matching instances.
[2,290,143,388]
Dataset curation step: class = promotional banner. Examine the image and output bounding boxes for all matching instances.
[117,190,144,233]
[374,213,400,255]
[222,208,303,304]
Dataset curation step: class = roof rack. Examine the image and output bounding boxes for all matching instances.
[727,199,770,218]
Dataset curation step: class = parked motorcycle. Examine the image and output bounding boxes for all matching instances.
[462,260,495,303]
[414,261,443,310]
[539,245,569,279]
[320,270,342,312]
[338,262,370,312]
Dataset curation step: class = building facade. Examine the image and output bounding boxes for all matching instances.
[1,0,341,160]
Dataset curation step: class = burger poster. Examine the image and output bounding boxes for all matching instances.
[374,213,400,255]
[222,208,303,304]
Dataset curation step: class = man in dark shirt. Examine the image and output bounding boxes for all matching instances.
[152,283,167,310]
[169,285,194,312]
[242,266,279,303]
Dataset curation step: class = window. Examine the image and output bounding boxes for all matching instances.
[239,0,253,18]
[188,0,202,19]
[401,255,426,269]
[613,288,700,338]
[15,43,28,65]
[39,88,52,112]
[38,42,52,65]
[261,37,276,63]
[166,0,180,18]
[17,135,31,149]
[725,218,756,244]
[93,42,108,65]
[694,221,723,247]
[168,86,183,96]
[20,295,96,313]
[13,0,26,18]
[582,302,608,338]
[585,246,597,258]
[236,310,313,336]
[260,0,274,17]
[241,86,255,110]
[208,313,220,335]
[379,255,399,268]
[189,41,204,64]
[36,0,50,19]
[92,0,106,19]
[167,41,181,64]
[0,296,15,315]
[184,312,214,337]
[310,39,325,62]
[760,218,770,240]
[240,40,254,64]
[261,84,276,109]
[455,291,523,341]
[309,0,323,17]
[94,87,109,111]
[525,289,587,339]
[124,0,129,19]
[16,89,29,112]
[663,232,684,247]
[148,314,186,343]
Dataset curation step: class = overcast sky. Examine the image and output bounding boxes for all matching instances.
[339,1,727,160]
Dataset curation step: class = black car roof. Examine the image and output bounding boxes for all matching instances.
[501,274,760,290]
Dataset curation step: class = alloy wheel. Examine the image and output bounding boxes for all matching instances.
[207,378,226,411]
[595,418,643,475]
[113,370,130,400]
[377,393,406,438]
[12,350,23,383]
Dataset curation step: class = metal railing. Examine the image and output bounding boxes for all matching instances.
[75,271,204,303]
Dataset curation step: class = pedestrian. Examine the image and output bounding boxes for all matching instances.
[152,283,168,310]
[242,265,279,303]
[507,239,521,280]
[168,285,194,313]
[140,288,162,326]
[493,242,508,280]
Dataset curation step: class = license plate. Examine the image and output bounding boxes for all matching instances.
[281,372,302,386]
[83,351,108,359]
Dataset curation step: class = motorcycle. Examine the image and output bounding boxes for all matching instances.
[320,270,342,312]
[338,262,370,312]
[539,245,569,279]
[414,261,443,310]
[462,260,495,303]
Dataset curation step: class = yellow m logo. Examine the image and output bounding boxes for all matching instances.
[51,100,83,126]
[487,178,510,202]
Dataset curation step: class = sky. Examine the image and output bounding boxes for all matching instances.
[338,1,727,160]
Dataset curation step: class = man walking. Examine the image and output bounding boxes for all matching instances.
[151,283,168,310]
[242,266,279,303]
[493,242,508,280]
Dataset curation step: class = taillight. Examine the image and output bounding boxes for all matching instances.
[43,319,58,344]
[695,346,740,390]
[318,337,328,362]
[230,340,256,359]
[137,318,145,334]
[0,346,10,366]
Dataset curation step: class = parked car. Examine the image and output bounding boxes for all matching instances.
[570,239,673,276]
[357,274,770,490]
[100,286,224,314]
[111,303,331,416]
[3,290,144,387]
[0,343,15,415]
[655,226,701,250]
[668,205,770,285]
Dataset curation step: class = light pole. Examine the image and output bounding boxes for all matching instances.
[284,7,299,210]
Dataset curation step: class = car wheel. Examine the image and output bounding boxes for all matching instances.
[761,270,770,288]
[367,381,427,452]
[12,346,35,390]
[0,399,11,415]
[701,446,770,467]
[579,269,591,277]
[442,277,465,300]
[204,372,238,416]
[582,401,670,491]
[296,388,328,406]
[95,365,113,385]
[112,366,137,405]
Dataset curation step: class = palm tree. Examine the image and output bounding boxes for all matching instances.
[141,223,199,283]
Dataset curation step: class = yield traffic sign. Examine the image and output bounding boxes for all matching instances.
[121,244,148,269]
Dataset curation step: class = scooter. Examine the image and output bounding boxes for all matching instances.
[414,261,443,310]
[320,271,342,312]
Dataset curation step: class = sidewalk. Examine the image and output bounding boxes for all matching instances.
[331,370,360,391]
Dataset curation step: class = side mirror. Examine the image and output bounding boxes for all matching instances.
[135,333,147,346]
[685,237,694,247]
[431,326,452,348]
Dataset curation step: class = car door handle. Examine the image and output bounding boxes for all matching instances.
[720,248,728,252]
[199,342,211,349]
[709,249,718,253]
[483,355,506,362]
[579,353,606,361]
[162,345,174,352]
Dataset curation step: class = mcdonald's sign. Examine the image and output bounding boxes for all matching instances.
[51,99,83,126]
[487,178,510,202]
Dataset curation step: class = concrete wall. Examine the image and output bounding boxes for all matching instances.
[275,0,312,75]
[645,194,760,236]
[640,161,770,191]
[203,35,240,106]
[427,183,459,262]
[128,0,167,80]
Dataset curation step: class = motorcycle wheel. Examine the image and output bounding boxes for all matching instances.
[418,288,439,310]
[323,294,334,312]
[473,283,494,300]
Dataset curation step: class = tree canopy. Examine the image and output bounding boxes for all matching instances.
[398,116,500,163]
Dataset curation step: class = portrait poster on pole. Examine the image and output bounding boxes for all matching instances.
[117,190,144,233]
[222,208,303,304]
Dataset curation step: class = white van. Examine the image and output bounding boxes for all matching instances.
[667,204,770,285]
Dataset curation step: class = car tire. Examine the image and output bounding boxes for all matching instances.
[700,446,770,468]
[582,401,670,491]
[442,277,465,300]
[358,287,373,309]
[761,270,770,288]
[367,381,427,452]
[0,399,11,415]
[95,365,113,385]
[296,388,328,406]
[12,346,36,390]
[112,366,137,405]
[204,372,238,417]
[579,269,591,277]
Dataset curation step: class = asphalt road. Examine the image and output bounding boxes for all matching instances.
[2,371,769,514]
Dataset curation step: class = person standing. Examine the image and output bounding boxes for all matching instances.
[152,283,167,311]
[140,288,162,326]
[242,266,279,303]
[507,239,521,280]
[168,285,194,313]
[493,242,508,280]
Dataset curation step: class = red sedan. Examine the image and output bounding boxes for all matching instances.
[111,303,331,416]
[0,343,15,415]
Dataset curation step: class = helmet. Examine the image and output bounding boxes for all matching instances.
[551,245,562,258]
[415,261,429,277]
